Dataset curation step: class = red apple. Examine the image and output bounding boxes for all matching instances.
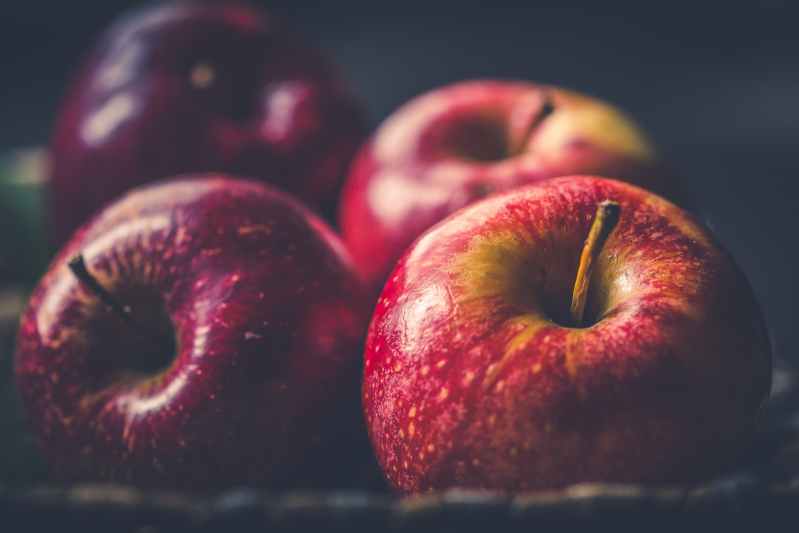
[340,80,673,294]
[15,175,369,489]
[363,175,771,493]
[50,1,365,245]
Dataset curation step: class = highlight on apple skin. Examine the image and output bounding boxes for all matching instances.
[15,175,370,489]
[50,0,365,246]
[340,80,674,295]
[362,175,771,493]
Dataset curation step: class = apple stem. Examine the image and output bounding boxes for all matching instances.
[68,254,172,352]
[510,93,555,155]
[569,200,621,326]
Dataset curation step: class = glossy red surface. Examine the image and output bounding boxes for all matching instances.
[340,80,670,296]
[50,1,365,245]
[16,176,369,489]
[363,176,771,493]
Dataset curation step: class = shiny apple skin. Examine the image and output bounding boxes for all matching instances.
[50,1,365,245]
[15,175,369,489]
[340,80,672,295]
[363,175,771,493]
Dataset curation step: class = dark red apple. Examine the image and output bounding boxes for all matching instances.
[340,80,673,294]
[15,175,369,489]
[50,0,365,245]
[363,175,770,493]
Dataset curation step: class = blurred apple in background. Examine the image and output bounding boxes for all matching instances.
[363,176,770,493]
[16,176,370,489]
[50,0,365,245]
[0,148,50,287]
[340,80,675,295]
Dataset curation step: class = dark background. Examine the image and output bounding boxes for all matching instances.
[2,0,797,366]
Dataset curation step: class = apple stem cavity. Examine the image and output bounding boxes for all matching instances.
[569,200,621,326]
[510,93,555,156]
[68,254,173,358]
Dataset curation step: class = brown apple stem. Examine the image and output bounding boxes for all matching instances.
[569,200,621,326]
[68,254,172,352]
[510,93,555,155]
